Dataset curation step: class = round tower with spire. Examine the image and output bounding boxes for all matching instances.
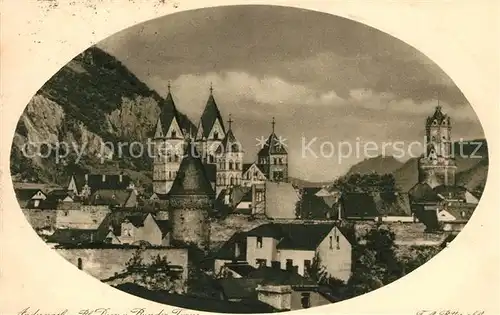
[168,139,214,251]
[418,104,457,187]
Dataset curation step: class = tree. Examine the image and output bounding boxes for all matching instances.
[331,173,397,193]
[122,249,183,292]
[345,226,400,297]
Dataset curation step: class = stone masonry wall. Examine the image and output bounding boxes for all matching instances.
[55,247,189,281]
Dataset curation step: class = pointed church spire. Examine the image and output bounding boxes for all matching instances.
[167,80,171,93]
[209,82,213,95]
[271,117,276,133]
[227,114,233,130]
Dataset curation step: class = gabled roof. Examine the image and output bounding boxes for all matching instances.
[199,92,225,139]
[97,212,150,237]
[70,173,134,193]
[155,220,171,237]
[246,223,340,250]
[221,128,243,153]
[225,263,256,277]
[340,193,379,218]
[15,188,45,201]
[169,141,215,196]
[215,232,247,260]
[372,192,412,217]
[158,91,183,138]
[89,189,136,207]
[242,163,266,177]
[257,132,287,156]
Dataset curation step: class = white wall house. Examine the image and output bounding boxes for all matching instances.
[244,223,352,282]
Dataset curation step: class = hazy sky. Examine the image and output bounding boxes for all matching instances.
[97,5,485,182]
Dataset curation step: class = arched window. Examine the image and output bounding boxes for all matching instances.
[214,131,219,140]
[230,177,235,185]
[229,161,234,170]
[77,258,83,270]
[171,130,177,138]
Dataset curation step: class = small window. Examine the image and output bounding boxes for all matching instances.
[229,161,234,170]
[285,259,293,271]
[301,293,311,309]
[171,130,177,138]
[304,259,311,270]
[256,259,267,267]
[256,236,263,248]
[214,131,219,140]
[329,236,333,249]
[77,258,83,270]
[336,235,340,249]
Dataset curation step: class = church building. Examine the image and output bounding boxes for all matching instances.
[151,83,289,198]
[418,105,457,187]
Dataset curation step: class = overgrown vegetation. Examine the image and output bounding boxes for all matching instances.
[305,225,442,301]
[331,173,397,193]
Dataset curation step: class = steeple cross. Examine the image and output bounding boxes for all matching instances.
[167,80,171,93]
[271,117,276,133]
[209,82,213,94]
[228,114,233,130]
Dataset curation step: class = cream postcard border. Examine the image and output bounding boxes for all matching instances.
[0,0,499,314]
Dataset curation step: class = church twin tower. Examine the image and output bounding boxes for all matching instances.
[152,83,288,197]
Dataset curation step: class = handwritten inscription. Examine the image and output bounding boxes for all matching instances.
[416,310,485,315]
[19,308,199,315]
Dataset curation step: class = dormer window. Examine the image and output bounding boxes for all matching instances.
[433,120,438,125]
[171,130,177,138]
[214,131,219,140]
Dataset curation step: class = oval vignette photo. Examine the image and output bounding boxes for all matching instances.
[10,5,488,313]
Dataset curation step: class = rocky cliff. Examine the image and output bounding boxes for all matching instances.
[10,46,194,188]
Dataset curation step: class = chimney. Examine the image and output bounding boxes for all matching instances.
[102,174,106,182]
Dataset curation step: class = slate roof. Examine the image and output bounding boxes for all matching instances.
[199,92,225,139]
[246,223,340,250]
[155,220,171,236]
[225,263,257,277]
[202,163,217,183]
[69,173,133,193]
[372,192,412,217]
[221,128,243,152]
[169,141,215,196]
[89,189,136,207]
[242,163,266,176]
[215,232,247,260]
[340,193,380,219]
[45,189,73,202]
[48,228,99,245]
[408,182,443,203]
[15,188,45,201]
[158,91,183,138]
[115,283,277,314]
[257,132,287,156]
